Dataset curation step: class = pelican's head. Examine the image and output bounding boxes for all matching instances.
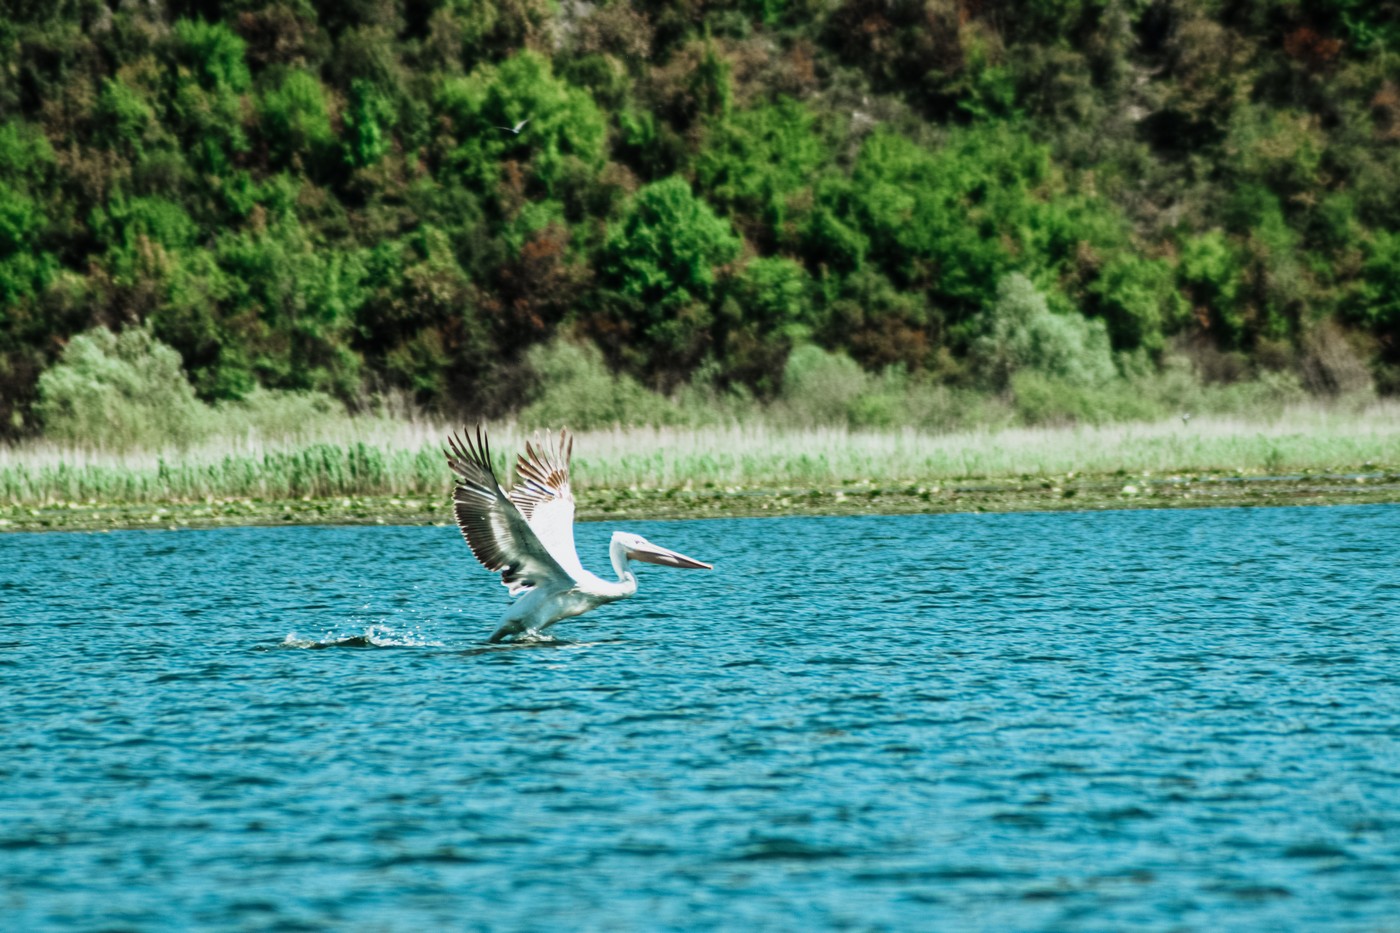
[611,531,712,570]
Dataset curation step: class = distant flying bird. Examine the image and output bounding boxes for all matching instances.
[445,427,712,643]
[497,119,530,134]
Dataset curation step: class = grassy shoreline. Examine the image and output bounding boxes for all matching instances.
[4,409,1399,532]
[3,470,1398,534]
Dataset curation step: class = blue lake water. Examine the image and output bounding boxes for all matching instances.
[3,504,1400,931]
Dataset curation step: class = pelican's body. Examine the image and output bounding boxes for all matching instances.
[445,427,711,643]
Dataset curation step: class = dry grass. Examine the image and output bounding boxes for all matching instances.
[567,404,1400,486]
[3,402,1398,507]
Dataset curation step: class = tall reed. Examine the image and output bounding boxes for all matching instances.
[3,402,1398,507]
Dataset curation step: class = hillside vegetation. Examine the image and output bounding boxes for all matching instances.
[2,0,1399,445]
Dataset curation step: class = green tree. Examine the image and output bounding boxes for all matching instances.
[1179,230,1247,347]
[161,18,251,176]
[215,214,367,397]
[716,256,813,396]
[838,126,1072,323]
[1357,229,1400,343]
[0,121,58,307]
[1087,253,1184,354]
[0,184,55,306]
[436,50,607,197]
[353,225,523,413]
[432,0,555,67]
[601,175,740,310]
[597,176,742,380]
[342,78,398,169]
[820,266,933,372]
[693,99,830,250]
[86,194,200,321]
[93,78,160,158]
[257,69,336,173]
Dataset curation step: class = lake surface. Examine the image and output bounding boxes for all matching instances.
[3,504,1399,931]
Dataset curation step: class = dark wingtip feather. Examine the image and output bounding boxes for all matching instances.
[445,424,551,593]
[445,423,501,484]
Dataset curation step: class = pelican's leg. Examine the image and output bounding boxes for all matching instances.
[488,620,522,643]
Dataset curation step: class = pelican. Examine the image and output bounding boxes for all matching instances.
[445,426,712,643]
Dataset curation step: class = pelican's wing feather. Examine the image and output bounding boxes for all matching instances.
[445,427,573,597]
[507,429,585,578]
[508,428,574,519]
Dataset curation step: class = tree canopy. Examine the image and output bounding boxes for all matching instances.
[1,0,1398,437]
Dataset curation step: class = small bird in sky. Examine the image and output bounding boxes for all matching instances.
[497,119,530,134]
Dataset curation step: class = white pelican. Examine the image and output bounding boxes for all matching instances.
[445,426,712,643]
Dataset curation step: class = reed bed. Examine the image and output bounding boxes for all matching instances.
[571,411,1400,488]
[3,402,1398,508]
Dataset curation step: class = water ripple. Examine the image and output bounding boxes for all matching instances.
[2,506,1399,930]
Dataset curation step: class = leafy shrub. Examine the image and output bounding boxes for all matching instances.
[0,123,57,304]
[35,323,354,449]
[1311,0,1400,51]
[170,17,251,94]
[947,21,1017,121]
[776,344,870,426]
[35,326,208,449]
[801,194,869,276]
[1225,107,1325,199]
[217,387,345,440]
[85,195,201,322]
[149,248,240,399]
[1009,370,1157,425]
[774,345,989,430]
[91,195,198,253]
[436,0,554,65]
[712,256,812,396]
[970,273,1116,389]
[519,338,692,429]
[774,343,926,428]
[0,120,56,189]
[1159,14,1253,145]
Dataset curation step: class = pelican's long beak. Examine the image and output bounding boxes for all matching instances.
[626,538,713,570]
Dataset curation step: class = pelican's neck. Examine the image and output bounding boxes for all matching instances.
[608,536,639,595]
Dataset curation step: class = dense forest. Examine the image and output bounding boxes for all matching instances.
[2,0,1399,442]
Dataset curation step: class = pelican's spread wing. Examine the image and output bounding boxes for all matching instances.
[445,428,572,597]
[507,429,585,580]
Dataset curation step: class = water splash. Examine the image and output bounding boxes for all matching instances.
[281,622,446,650]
